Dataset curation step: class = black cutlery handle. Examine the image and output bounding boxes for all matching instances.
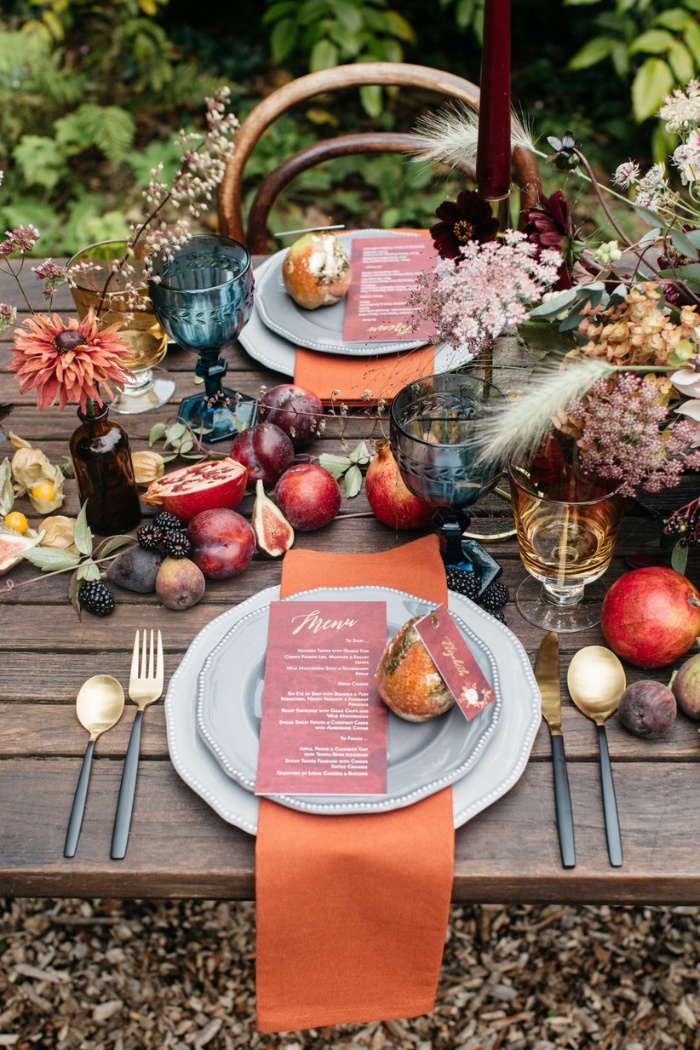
[597,723,623,868]
[551,734,576,869]
[111,710,143,860]
[64,739,95,858]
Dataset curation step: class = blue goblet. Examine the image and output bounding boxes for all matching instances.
[148,234,257,442]
[390,371,507,585]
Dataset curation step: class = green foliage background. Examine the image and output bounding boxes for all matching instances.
[0,0,698,252]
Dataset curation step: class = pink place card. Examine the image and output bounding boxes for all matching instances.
[255,600,388,796]
[342,234,438,343]
[413,604,496,721]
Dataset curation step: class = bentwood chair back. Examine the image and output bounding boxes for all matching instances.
[217,62,542,253]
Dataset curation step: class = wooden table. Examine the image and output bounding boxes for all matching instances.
[1,269,699,905]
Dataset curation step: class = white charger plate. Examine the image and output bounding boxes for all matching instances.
[165,586,541,833]
[195,587,501,813]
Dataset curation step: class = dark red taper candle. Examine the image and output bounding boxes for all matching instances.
[476,0,511,201]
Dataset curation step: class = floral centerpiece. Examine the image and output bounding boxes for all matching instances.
[410,84,700,569]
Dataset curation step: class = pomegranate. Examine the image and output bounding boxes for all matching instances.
[187,507,255,580]
[618,680,677,738]
[376,617,454,722]
[251,480,294,557]
[365,441,433,530]
[144,458,247,524]
[229,423,294,485]
[601,567,700,669]
[274,463,341,531]
[258,384,324,449]
[282,231,352,310]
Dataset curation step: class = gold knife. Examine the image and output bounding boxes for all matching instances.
[535,632,576,869]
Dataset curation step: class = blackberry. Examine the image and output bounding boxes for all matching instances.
[137,524,165,551]
[445,566,481,601]
[488,608,506,624]
[79,580,116,617]
[480,580,510,612]
[163,529,192,558]
[154,511,183,532]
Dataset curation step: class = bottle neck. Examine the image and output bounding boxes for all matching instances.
[79,397,109,423]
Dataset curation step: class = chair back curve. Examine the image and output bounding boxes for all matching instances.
[217,61,541,253]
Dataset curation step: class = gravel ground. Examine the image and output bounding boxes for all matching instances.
[2,899,700,1049]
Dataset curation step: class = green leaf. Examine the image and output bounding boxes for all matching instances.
[54,105,136,165]
[668,41,695,84]
[270,18,298,63]
[98,535,136,558]
[0,459,14,517]
[310,39,339,72]
[318,453,352,478]
[633,205,666,228]
[21,547,81,571]
[654,8,691,30]
[69,570,82,616]
[383,11,417,42]
[671,540,689,575]
[628,29,675,55]
[360,83,383,119]
[149,423,167,445]
[671,229,700,261]
[683,21,700,61]
[349,441,371,465]
[344,464,363,499]
[12,135,67,191]
[334,0,364,33]
[631,58,674,123]
[529,288,580,318]
[567,36,613,70]
[73,502,94,557]
[76,560,102,582]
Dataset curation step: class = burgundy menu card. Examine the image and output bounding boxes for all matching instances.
[256,600,388,796]
[342,234,437,343]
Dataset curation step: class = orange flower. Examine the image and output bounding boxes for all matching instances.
[9,309,133,413]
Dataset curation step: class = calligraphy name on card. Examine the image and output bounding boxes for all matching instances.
[256,600,388,796]
[413,604,496,721]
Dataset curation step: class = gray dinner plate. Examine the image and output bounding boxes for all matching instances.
[195,587,501,814]
[165,586,541,833]
[254,230,431,356]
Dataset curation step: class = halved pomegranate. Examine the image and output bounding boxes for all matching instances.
[144,458,247,524]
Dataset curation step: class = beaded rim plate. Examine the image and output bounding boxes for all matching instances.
[194,587,501,812]
[165,586,541,833]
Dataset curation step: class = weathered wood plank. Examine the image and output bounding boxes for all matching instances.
[1,758,699,903]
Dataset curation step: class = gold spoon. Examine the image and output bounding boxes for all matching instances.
[567,646,626,868]
[64,675,125,858]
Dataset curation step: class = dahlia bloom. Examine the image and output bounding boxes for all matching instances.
[524,190,575,290]
[9,309,132,413]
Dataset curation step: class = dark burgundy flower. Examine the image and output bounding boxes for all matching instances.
[525,190,575,290]
[430,190,499,260]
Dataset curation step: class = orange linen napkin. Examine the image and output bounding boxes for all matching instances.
[294,343,435,406]
[255,535,455,1032]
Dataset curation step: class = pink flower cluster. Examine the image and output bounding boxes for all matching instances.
[409,231,562,354]
[568,373,700,497]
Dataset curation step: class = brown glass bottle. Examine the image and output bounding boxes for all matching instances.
[70,402,141,534]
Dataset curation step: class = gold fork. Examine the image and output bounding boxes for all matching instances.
[111,629,164,860]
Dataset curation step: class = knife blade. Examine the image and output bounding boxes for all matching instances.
[535,632,576,869]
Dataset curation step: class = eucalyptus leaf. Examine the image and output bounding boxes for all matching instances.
[73,502,94,557]
[344,464,363,499]
[529,288,580,317]
[633,205,667,229]
[149,423,167,445]
[21,547,82,571]
[671,540,689,575]
[671,229,700,261]
[69,570,82,616]
[0,459,14,517]
[98,535,136,558]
